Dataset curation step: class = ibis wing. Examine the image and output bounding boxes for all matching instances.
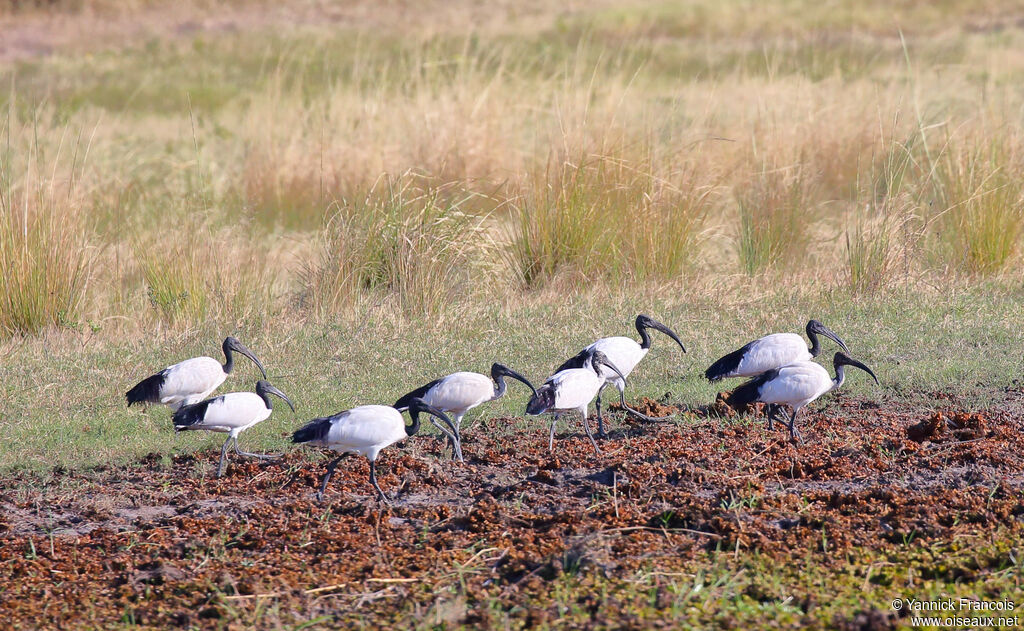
[547,369,600,410]
[421,372,493,411]
[326,406,407,449]
[705,341,755,381]
[160,357,226,405]
[735,334,811,377]
[126,370,168,406]
[174,392,267,432]
[589,337,644,379]
[758,363,831,405]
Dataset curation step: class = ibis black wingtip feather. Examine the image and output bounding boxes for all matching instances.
[724,369,780,409]
[704,343,753,382]
[125,371,167,407]
[291,417,334,444]
[393,377,443,411]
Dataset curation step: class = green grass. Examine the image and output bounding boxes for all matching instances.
[1,283,1022,472]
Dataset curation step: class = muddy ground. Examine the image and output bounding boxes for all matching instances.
[1,392,1023,629]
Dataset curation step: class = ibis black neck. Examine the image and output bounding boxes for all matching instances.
[257,386,272,409]
[805,322,821,357]
[222,340,235,374]
[832,364,846,388]
[492,375,508,399]
[406,411,421,437]
[635,319,652,349]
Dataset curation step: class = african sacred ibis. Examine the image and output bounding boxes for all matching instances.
[172,380,294,477]
[126,337,267,411]
[526,349,627,455]
[705,320,848,382]
[393,363,537,462]
[555,314,686,436]
[291,398,459,504]
[726,352,878,442]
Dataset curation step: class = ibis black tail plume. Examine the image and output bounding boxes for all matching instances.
[393,377,442,412]
[172,399,215,432]
[126,371,167,407]
[724,369,779,410]
[292,417,334,444]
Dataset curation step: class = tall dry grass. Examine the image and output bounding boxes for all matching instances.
[508,152,712,287]
[301,174,490,318]
[0,116,92,336]
[3,0,1024,340]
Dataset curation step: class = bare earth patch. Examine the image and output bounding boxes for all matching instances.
[1,395,1022,627]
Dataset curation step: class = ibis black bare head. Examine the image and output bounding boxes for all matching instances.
[255,380,295,412]
[833,352,879,385]
[805,320,849,357]
[491,363,538,397]
[223,337,268,378]
[635,314,687,352]
[588,349,627,385]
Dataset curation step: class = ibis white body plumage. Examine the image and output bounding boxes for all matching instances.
[173,380,294,477]
[726,352,878,442]
[292,398,459,503]
[393,363,536,461]
[527,350,627,454]
[555,315,686,434]
[126,337,267,411]
[705,320,848,382]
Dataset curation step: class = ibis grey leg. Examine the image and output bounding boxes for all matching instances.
[369,460,392,505]
[217,436,232,478]
[548,415,558,452]
[618,388,674,422]
[787,410,802,444]
[234,437,282,460]
[766,404,777,431]
[317,455,344,502]
[581,409,602,455]
[432,418,464,463]
[595,385,608,439]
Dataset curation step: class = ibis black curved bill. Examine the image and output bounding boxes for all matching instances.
[226,337,268,379]
[808,320,850,355]
[492,363,539,397]
[639,315,687,353]
[409,397,463,461]
[257,380,295,412]
[834,352,879,385]
[591,351,627,386]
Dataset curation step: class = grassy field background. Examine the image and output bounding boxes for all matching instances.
[2,0,1023,468]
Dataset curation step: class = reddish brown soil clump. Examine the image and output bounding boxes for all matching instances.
[1,399,1022,628]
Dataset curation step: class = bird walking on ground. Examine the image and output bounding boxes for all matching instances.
[725,352,878,442]
[526,349,628,454]
[555,314,686,436]
[705,319,848,382]
[393,363,537,462]
[291,398,459,504]
[126,337,267,411]
[172,380,294,477]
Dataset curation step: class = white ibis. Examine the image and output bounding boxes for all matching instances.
[525,349,627,455]
[554,314,686,436]
[126,337,267,411]
[291,398,459,504]
[705,319,848,382]
[393,363,537,462]
[172,380,294,477]
[726,352,878,442]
